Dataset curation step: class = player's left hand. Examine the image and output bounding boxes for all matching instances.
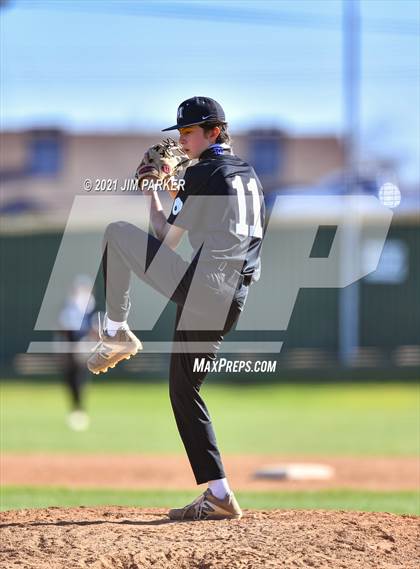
[135,139,191,187]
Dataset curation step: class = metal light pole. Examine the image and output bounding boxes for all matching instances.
[339,0,361,366]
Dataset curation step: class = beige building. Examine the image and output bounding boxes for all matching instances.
[1,128,344,227]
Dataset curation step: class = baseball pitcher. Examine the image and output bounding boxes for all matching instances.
[87,96,265,520]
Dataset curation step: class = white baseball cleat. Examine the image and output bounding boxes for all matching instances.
[168,488,243,521]
[87,316,142,375]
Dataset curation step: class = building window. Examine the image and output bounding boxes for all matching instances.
[249,129,283,178]
[27,130,63,176]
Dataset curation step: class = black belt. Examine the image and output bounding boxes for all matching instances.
[226,271,253,288]
[241,273,253,286]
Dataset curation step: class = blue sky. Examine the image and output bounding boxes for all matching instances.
[1,0,419,183]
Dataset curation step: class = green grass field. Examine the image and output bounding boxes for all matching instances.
[2,487,418,515]
[1,381,419,513]
[2,382,418,455]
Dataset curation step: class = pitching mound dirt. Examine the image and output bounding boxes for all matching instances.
[1,507,418,569]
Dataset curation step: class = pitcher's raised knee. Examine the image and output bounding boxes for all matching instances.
[105,221,132,242]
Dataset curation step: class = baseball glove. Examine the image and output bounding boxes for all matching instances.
[135,138,191,184]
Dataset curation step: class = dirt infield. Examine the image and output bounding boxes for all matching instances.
[1,506,418,569]
[2,454,419,491]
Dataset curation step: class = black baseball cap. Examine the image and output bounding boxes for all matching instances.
[162,96,226,131]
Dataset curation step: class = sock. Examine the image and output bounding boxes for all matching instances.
[208,478,231,500]
[106,316,128,337]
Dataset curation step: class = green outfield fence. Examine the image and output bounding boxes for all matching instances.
[1,216,419,381]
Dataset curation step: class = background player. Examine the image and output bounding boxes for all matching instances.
[58,275,96,431]
[87,96,265,520]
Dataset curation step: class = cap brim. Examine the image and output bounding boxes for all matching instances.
[161,119,211,132]
[161,124,179,132]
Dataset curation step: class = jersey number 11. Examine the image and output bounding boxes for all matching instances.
[232,175,263,239]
